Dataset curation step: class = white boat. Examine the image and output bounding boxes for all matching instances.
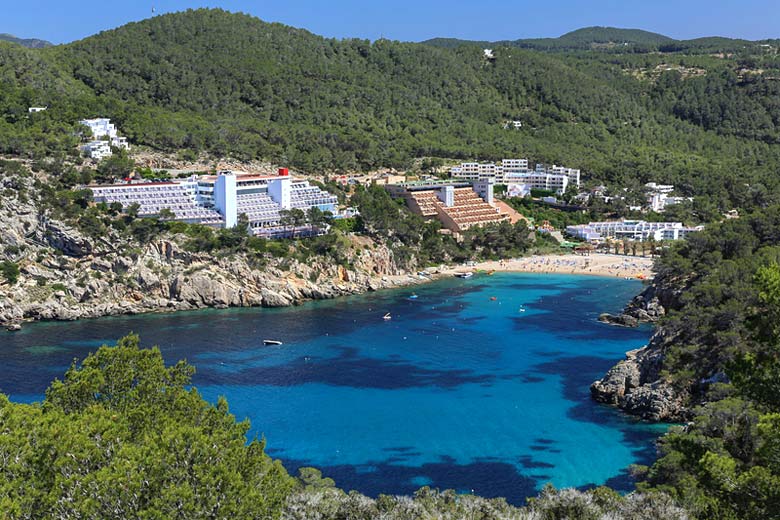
[383,313,392,321]
[263,339,283,346]
[454,272,473,279]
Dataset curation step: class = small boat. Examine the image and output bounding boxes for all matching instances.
[408,294,418,300]
[383,313,392,321]
[490,296,497,301]
[455,272,473,279]
[263,339,283,346]
[518,307,526,313]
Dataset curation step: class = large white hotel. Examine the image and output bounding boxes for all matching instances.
[90,169,339,236]
[566,220,704,242]
[450,159,581,194]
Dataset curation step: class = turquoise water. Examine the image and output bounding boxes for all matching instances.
[0,273,664,503]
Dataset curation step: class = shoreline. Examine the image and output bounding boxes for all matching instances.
[437,253,654,280]
[4,254,654,331]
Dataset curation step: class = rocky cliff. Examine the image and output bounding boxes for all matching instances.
[591,275,692,421]
[0,174,420,330]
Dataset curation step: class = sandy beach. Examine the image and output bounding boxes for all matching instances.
[442,253,654,279]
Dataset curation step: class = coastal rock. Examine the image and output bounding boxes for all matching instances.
[591,342,685,421]
[170,273,236,307]
[620,382,687,421]
[0,187,411,329]
[598,312,639,328]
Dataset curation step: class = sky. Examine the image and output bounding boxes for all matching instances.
[4,0,780,45]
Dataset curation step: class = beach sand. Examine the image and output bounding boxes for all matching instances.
[442,254,654,279]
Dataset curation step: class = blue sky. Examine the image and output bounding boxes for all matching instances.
[5,0,779,44]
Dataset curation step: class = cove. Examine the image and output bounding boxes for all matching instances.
[0,273,665,504]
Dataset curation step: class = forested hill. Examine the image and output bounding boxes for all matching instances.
[422,26,767,52]
[2,9,780,210]
[0,33,52,48]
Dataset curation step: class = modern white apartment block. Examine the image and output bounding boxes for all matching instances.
[89,169,339,235]
[450,158,580,194]
[79,118,130,152]
[645,183,691,212]
[81,141,113,160]
[566,220,704,243]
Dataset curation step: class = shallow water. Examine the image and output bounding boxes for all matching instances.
[0,273,664,504]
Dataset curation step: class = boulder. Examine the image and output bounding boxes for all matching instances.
[598,312,639,328]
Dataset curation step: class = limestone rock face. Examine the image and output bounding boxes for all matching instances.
[591,336,686,421]
[41,221,93,257]
[0,223,420,329]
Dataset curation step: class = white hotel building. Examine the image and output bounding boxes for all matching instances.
[90,169,339,235]
[450,159,580,195]
[566,219,704,243]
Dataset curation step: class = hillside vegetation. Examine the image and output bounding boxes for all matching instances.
[0,9,779,213]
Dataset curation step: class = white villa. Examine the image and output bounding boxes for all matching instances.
[645,182,692,212]
[79,118,130,158]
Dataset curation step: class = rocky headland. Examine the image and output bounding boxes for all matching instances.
[591,275,692,421]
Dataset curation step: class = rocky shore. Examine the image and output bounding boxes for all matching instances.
[0,184,423,329]
[591,276,691,421]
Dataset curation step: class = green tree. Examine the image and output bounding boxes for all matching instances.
[95,150,135,183]
[0,260,20,285]
[0,334,295,519]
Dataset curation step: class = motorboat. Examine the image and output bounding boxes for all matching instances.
[383,313,392,321]
[454,272,473,279]
[263,339,283,346]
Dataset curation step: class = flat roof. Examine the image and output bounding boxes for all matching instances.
[199,173,285,182]
[89,181,180,188]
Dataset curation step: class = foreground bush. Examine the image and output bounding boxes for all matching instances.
[0,334,294,519]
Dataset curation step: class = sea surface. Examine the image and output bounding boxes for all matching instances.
[0,273,665,504]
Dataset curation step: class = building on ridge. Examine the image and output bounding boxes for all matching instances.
[79,118,130,158]
[81,141,113,161]
[645,182,691,212]
[450,158,580,195]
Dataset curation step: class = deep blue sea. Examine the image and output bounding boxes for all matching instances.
[0,273,664,504]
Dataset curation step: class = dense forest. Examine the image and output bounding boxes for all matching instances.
[1,10,780,212]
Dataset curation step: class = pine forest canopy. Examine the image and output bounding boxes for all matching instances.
[1,9,780,212]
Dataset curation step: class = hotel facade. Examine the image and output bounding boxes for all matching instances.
[90,169,339,236]
[450,159,581,195]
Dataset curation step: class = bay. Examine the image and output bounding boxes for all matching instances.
[0,273,664,504]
